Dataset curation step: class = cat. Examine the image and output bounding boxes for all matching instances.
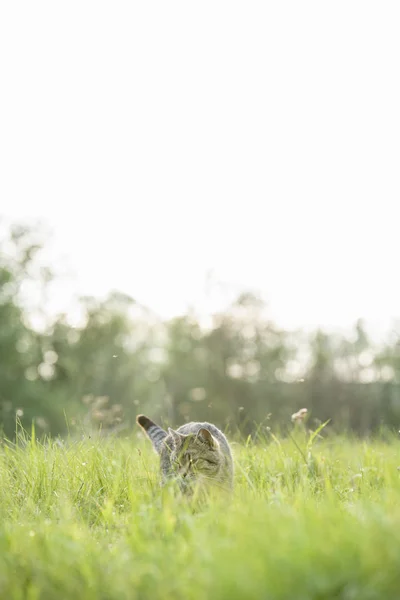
[136,415,234,493]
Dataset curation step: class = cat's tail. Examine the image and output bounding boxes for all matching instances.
[136,415,167,454]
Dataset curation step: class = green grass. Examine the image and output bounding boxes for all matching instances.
[1,427,400,599]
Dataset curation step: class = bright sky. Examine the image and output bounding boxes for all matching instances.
[1,2,399,336]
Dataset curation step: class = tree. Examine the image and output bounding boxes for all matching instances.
[0,224,55,437]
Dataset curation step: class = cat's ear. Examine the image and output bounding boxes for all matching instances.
[168,428,182,447]
[197,428,216,447]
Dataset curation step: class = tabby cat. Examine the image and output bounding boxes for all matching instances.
[136,415,233,493]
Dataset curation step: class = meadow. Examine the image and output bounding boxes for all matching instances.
[1,425,400,599]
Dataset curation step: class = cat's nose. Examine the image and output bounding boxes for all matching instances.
[181,466,190,478]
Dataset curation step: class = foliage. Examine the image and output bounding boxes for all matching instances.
[1,221,400,438]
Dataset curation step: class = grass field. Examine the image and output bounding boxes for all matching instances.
[1,426,400,599]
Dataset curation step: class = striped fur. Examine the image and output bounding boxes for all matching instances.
[136,414,234,494]
[136,415,167,454]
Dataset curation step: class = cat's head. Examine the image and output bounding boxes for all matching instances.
[167,427,222,484]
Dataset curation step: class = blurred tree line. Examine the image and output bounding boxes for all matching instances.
[1,222,400,440]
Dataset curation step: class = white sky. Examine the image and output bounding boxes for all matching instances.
[1,2,399,337]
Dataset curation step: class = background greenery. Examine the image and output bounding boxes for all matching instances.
[1,221,400,439]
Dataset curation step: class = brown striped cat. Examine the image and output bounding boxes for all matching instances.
[136,415,233,493]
